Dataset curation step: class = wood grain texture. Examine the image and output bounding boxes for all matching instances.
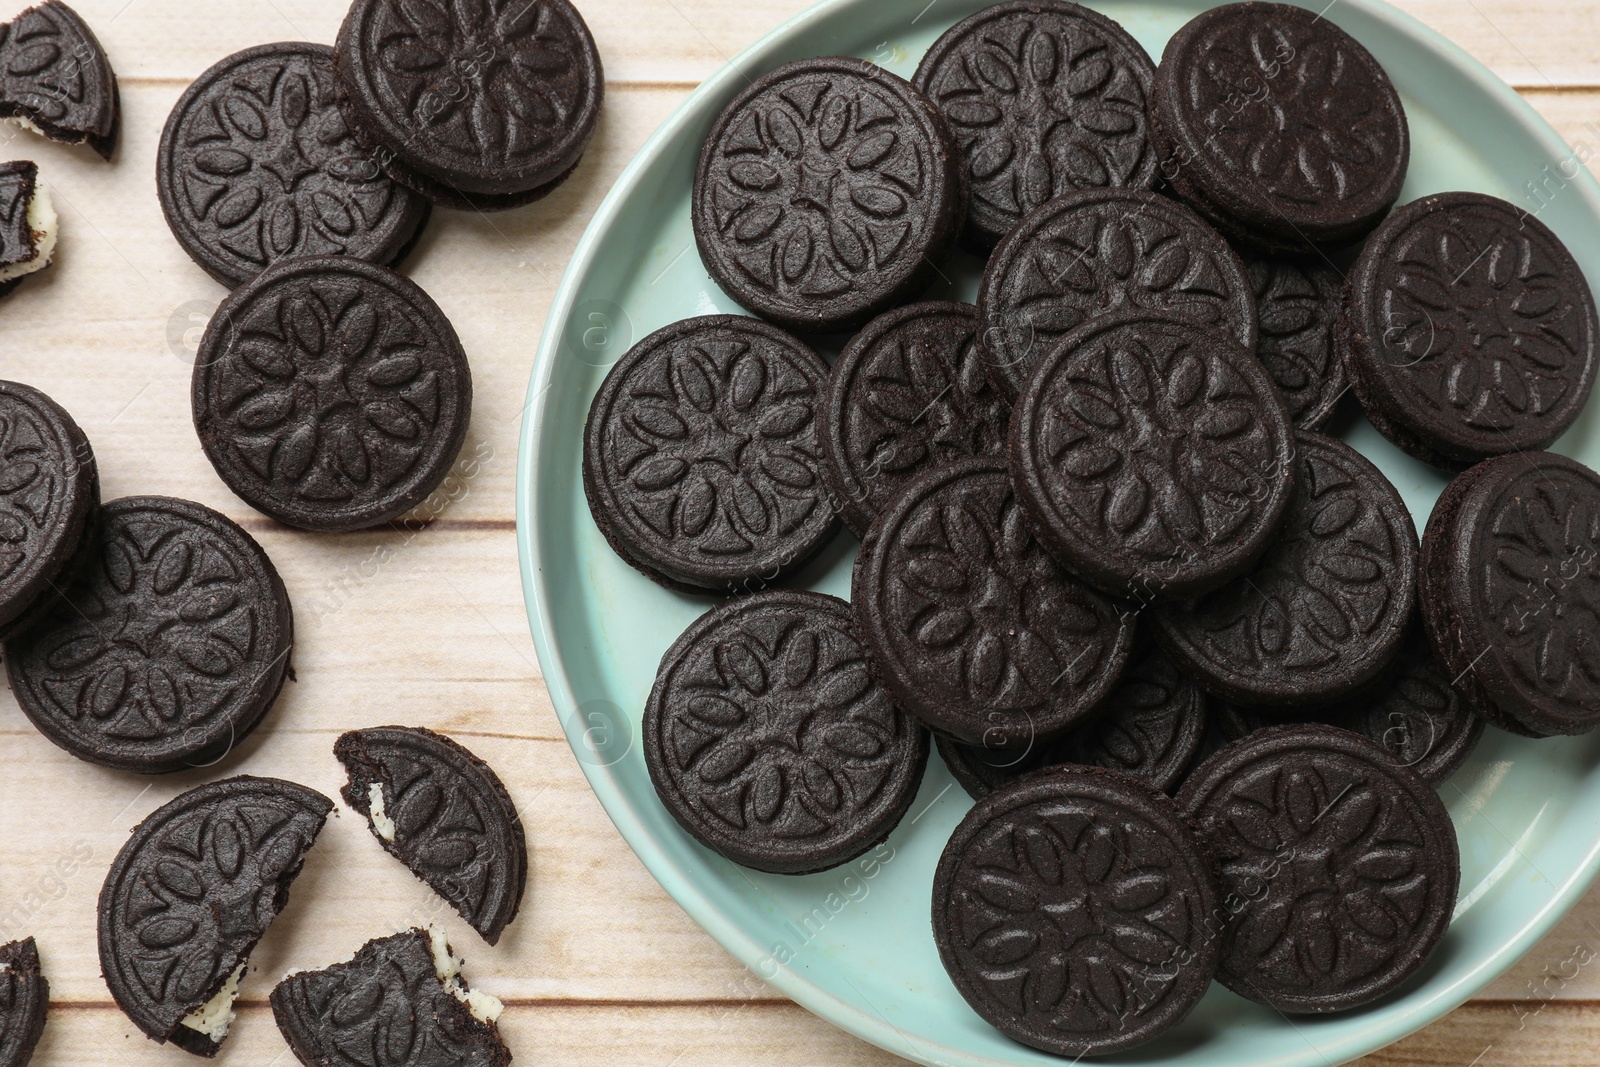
[3,0,1600,1064]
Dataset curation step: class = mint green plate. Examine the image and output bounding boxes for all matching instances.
[517,1,1600,1062]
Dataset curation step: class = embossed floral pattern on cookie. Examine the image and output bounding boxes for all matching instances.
[914,0,1157,247]
[935,768,1219,1056]
[193,255,472,532]
[99,776,331,1054]
[978,187,1256,401]
[158,43,428,287]
[584,315,836,593]
[854,457,1132,747]
[644,590,927,874]
[6,497,293,773]
[694,57,965,332]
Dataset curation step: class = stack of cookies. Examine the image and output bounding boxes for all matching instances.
[154,0,609,534]
[584,0,1600,1056]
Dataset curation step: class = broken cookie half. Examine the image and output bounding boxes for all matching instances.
[0,160,54,297]
[97,776,332,1057]
[0,937,48,1067]
[336,727,527,945]
[270,926,511,1067]
[0,2,119,159]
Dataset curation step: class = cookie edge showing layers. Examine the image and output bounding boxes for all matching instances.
[335,725,529,945]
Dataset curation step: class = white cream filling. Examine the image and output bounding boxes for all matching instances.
[368,781,396,842]
[179,961,245,1042]
[0,181,55,284]
[428,926,503,1025]
[5,115,45,138]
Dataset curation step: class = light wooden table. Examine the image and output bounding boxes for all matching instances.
[4,0,1600,1063]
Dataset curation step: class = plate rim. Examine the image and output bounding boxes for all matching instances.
[516,1,1600,1063]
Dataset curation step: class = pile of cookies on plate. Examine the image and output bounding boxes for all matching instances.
[583,0,1600,1056]
[2,0,616,1061]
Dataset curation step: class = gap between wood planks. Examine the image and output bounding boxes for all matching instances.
[227,516,517,534]
[114,76,704,90]
[38,996,1600,1012]
[47,996,795,1011]
[98,76,1600,95]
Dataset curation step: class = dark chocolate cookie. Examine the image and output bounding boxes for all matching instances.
[1215,623,1485,784]
[938,638,1207,798]
[1245,250,1347,428]
[0,161,54,296]
[1177,724,1459,1013]
[692,56,966,334]
[912,0,1157,250]
[816,301,1009,537]
[933,765,1220,1056]
[5,496,294,773]
[977,187,1256,401]
[158,43,431,289]
[853,456,1133,748]
[334,0,603,208]
[1421,450,1600,736]
[192,255,472,532]
[0,379,97,640]
[1009,310,1295,600]
[99,776,332,1056]
[1341,192,1598,469]
[0,938,46,1067]
[644,589,927,874]
[270,928,510,1067]
[1151,2,1408,254]
[336,726,527,945]
[1153,431,1416,706]
[583,315,837,595]
[0,1,119,160]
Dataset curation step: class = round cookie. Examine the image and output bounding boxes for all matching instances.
[643,590,928,874]
[1177,724,1459,1013]
[0,380,98,641]
[852,456,1134,748]
[99,776,331,1055]
[1214,623,1485,784]
[583,315,837,595]
[336,726,527,945]
[334,0,603,209]
[912,0,1157,250]
[0,0,119,160]
[692,57,966,334]
[0,937,47,1067]
[1245,251,1347,429]
[6,496,294,774]
[192,255,472,532]
[1153,431,1416,706]
[816,301,1009,537]
[158,43,431,289]
[1420,450,1600,736]
[1341,192,1598,468]
[938,639,1208,798]
[1150,2,1408,254]
[1009,310,1295,600]
[977,186,1256,401]
[933,766,1220,1056]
